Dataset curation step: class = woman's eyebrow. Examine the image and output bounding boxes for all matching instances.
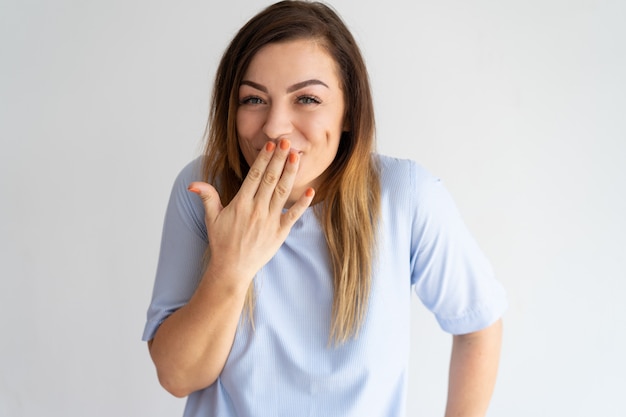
[240,79,329,93]
[240,80,267,93]
[286,79,329,93]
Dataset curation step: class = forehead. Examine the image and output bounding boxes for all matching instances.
[242,38,341,86]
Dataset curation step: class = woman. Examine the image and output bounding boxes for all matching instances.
[143,1,507,416]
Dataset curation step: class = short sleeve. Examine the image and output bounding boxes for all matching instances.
[142,157,208,341]
[409,162,507,334]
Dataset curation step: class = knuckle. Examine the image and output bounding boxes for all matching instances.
[274,182,289,198]
[229,197,246,214]
[263,172,278,185]
[282,208,298,224]
[232,198,249,214]
[248,167,263,181]
[200,191,213,203]
[249,206,265,222]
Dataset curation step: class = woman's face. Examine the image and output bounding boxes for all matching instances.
[236,38,346,203]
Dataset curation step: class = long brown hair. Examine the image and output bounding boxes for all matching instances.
[202,0,380,343]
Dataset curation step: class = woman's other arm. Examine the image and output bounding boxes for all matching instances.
[444,319,503,417]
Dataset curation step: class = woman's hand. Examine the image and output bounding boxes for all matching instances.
[188,138,315,284]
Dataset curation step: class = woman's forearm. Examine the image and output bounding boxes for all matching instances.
[444,319,503,417]
[148,261,251,398]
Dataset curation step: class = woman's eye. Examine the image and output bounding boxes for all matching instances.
[297,95,321,105]
[240,96,264,105]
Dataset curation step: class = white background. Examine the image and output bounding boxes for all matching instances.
[1,0,625,416]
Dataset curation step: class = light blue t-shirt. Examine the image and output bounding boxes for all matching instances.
[143,154,507,417]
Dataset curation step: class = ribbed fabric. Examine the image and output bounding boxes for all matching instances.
[143,154,508,417]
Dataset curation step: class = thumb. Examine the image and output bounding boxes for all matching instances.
[187,181,223,225]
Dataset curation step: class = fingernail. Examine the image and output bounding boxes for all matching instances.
[305,188,315,197]
[279,139,290,150]
[187,186,200,194]
[288,152,298,164]
[265,142,276,152]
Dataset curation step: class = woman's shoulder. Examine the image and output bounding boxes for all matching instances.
[374,153,440,194]
[168,156,206,218]
[175,155,205,183]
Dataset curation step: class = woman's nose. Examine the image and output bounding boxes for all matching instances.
[262,104,293,140]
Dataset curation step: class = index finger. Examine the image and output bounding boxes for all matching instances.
[236,141,277,200]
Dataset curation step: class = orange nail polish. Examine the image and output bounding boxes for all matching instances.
[305,188,315,197]
[279,139,290,150]
[188,186,200,194]
[288,153,298,164]
[265,142,276,152]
